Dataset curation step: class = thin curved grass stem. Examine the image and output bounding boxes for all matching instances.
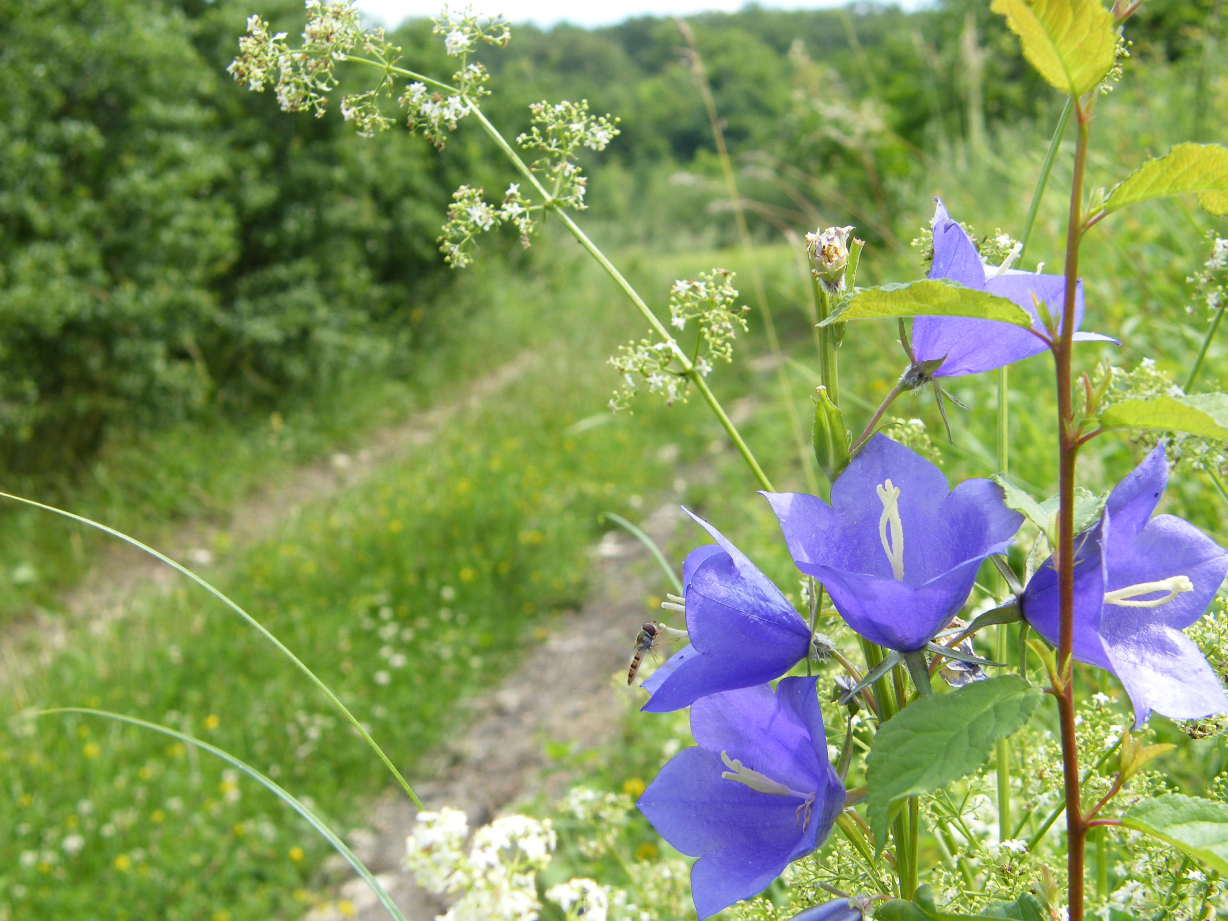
[43,709,407,921]
[3,492,423,809]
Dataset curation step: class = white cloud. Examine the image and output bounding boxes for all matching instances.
[357,0,915,30]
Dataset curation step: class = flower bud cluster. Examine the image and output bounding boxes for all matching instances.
[437,184,536,267]
[545,878,608,921]
[228,2,394,120]
[517,100,620,209]
[608,270,746,411]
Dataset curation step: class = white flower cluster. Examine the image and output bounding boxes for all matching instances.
[517,100,620,209]
[228,2,394,120]
[437,184,537,268]
[405,808,564,921]
[432,5,511,56]
[608,270,747,411]
[546,878,608,921]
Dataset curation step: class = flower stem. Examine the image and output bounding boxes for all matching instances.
[1055,99,1092,921]
[852,382,908,452]
[460,107,775,491]
[1185,300,1227,393]
[812,276,841,408]
[1019,97,1075,258]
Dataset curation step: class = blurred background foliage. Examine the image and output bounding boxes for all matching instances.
[2,1,1228,918]
[1,0,1221,475]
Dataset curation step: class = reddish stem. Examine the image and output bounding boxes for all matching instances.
[1055,100,1092,921]
[1086,819,1123,830]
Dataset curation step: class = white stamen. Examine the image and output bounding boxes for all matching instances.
[1104,576,1194,608]
[720,751,813,804]
[660,601,686,614]
[984,242,1023,278]
[876,479,906,581]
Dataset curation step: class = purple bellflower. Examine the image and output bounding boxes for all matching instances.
[763,435,1023,654]
[638,677,845,920]
[640,510,812,713]
[910,198,1115,378]
[1021,444,1228,728]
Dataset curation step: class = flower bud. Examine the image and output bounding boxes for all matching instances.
[807,225,856,284]
[812,386,850,484]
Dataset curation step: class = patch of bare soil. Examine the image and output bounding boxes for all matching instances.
[0,354,536,691]
[305,499,695,921]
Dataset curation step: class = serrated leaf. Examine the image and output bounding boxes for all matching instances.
[878,887,1046,921]
[992,475,1104,546]
[1104,143,1228,216]
[821,280,1032,329]
[1099,393,1228,441]
[1122,794,1228,875]
[991,0,1117,97]
[865,676,1042,850]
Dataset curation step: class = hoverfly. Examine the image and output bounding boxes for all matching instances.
[627,621,661,686]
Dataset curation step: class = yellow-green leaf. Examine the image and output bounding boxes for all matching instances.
[1099,393,1228,441]
[822,280,1032,328]
[1122,794,1228,875]
[1103,143,1228,216]
[991,0,1117,97]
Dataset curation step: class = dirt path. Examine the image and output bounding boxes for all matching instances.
[302,499,693,921]
[0,354,536,689]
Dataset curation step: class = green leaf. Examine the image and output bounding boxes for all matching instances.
[865,676,1043,850]
[1122,793,1228,875]
[992,475,1104,545]
[822,280,1033,329]
[1103,143,1228,216]
[878,887,1046,921]
[813,385,850,483]
[991,0,1118,97]
[1099,393,1228,441]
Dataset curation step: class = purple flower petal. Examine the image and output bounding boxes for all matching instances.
[788,900,866,921]
[638,746,815,920]
[1106,623,1228,728]
[639,643,697,696]
[911,198,1115,378]
[928,198,985,288]
[1019,520,1113,673]
[642,512,811,713]
[1021,444,1228,726]
[764,436,1022,652]
[638,679,844,920]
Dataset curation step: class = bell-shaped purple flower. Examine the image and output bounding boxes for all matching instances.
[763,435,1023,652]
[911,198,1115,378]
[638,677,845,920]
[1021,444,1228,728]
[640,510,812,713]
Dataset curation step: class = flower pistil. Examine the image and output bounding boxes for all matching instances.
[1104,576,1194,608]
[876,479,905,581]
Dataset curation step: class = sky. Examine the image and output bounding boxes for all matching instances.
[356,0,916,30]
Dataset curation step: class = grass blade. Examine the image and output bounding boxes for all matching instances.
[42,708,408,921]
[1,491,423,809]
[600,511,683,595]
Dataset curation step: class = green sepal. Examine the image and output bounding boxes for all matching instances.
[813,385,851,484]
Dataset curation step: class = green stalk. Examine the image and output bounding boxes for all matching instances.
[1019,97,1074,259]
[6,494,424,809]
[465,104,774,491]
[812,276,841,407]
[1185,300,1227,393]
[907,796,921,899]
